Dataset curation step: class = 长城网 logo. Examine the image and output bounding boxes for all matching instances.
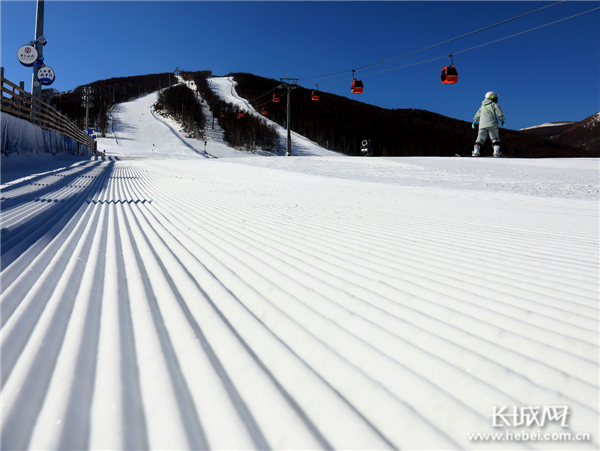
[490,406,570,427]
[467,405,592,443]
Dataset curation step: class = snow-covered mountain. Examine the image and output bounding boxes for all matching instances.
[1,78,598,450]
[96,75,341,159]
[520,112,600,152]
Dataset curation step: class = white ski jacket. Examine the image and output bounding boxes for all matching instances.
[474,99,505,129]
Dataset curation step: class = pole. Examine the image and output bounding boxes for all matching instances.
[286,85,292,156]
[31,0,44,98]
[31,0,44,123]
[85,87,90,130]
[279,78,297,156]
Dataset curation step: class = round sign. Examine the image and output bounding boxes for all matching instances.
[37,66,55,85]
[17,45,38,67]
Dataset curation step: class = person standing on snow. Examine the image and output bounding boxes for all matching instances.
[472,91,505,157]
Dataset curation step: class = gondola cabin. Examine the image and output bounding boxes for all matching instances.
[351,79,364,94]
[311,90,320,101]
[239,111,245,117]
[440,65,458,84]
[262,108,268,115]
[221,112,225,117]
[273,94,280,103]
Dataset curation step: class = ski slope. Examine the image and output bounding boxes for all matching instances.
[1,79,599,450]
[208,76,344,157]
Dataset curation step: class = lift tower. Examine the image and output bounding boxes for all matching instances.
[278,79,298,156]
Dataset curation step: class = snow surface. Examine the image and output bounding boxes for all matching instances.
[519,122,576,131]
[584,113,600,129]
[1,78,599,450]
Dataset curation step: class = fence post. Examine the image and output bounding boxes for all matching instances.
[1,67,4,113]
[19,82,25,115]
[0,68,4,115]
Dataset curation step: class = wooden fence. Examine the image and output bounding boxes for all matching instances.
[0,70,95,153]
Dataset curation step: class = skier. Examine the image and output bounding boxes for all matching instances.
[472,91,505,157]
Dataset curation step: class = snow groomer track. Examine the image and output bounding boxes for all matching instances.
[1,88,598,450]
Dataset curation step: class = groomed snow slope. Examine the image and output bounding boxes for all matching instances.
[1,85,599,450]
[208,76,343,157]
[96,76,341,160]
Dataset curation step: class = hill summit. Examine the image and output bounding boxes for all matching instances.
[520,112,600,153]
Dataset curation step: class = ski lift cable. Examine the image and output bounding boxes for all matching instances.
[315,6,600,86]
[298,0,567,83]
[247,78,298,105]
[242,89,290,111]
[450,6,600,57]
[246,78,297,105]
[247,85,280,104]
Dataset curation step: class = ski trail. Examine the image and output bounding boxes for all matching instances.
[1,89,598,449]
[209,76,345,157]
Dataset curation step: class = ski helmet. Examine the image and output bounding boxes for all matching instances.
[485,91,498,101]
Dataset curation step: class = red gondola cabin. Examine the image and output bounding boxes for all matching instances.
[262,108,268,115]
[441,65,458,84]
[351,79,364,94]
[273,94,280,103]
[311,90,320,101]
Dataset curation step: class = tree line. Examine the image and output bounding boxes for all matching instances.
[156,83,205,140]
[193,72,279,152]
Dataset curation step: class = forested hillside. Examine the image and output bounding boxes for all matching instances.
[43,73,174,135]
[230,72,595,158]
[45,70,597,157]
[194,72,279,152]
[155,83,206,140]
[521,113,600,153]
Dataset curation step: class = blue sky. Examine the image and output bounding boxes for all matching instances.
[1,1,598,130]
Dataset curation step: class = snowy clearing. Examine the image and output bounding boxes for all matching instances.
[1,82,598,450]
[519,122,576,130]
